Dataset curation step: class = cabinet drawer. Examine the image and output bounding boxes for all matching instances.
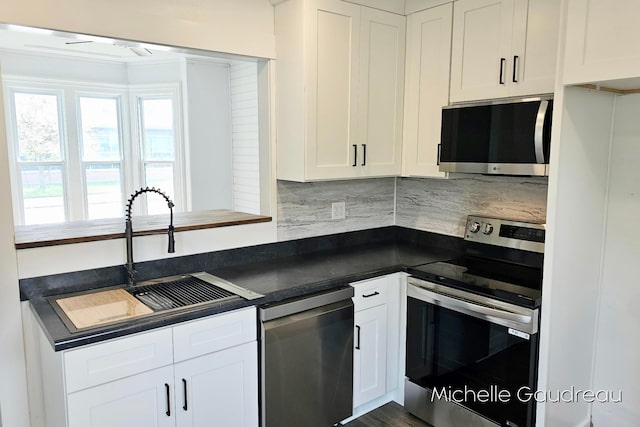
[351,276,388,311]
[64,328,173,393]
[173,306,256,362]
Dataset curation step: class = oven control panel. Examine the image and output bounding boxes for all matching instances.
[465,215,545,253]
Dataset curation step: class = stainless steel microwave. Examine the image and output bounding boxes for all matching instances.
[439,96,553,176]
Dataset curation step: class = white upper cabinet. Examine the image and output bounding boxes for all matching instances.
[563,0,640,85]
[358,8,406,177]
[402,3,453,178]
[509,0,560,96]
[275,0,405,181]
[450,0,559,102]
[305,0,361,180]
[450,0,512,101]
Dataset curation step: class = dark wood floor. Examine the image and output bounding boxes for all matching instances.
[344,402,430,427]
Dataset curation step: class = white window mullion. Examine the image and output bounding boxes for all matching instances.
[129,91,145,215]
[65,88,84,221]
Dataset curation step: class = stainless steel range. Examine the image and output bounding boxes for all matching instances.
[405,215,545,427]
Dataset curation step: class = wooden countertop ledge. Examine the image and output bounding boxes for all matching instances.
[14,210,272,249]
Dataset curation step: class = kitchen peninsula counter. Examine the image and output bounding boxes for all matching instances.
[24,226,463,351]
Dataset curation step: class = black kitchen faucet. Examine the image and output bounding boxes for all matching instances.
[125,187,175,286]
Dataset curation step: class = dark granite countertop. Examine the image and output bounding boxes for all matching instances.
[27,227,463,351]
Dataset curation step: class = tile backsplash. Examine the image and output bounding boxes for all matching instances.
[277,178,395,241]
[277,176,548,240]
[396,176,548,237]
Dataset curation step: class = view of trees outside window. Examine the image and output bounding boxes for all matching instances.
[14,92,66,224]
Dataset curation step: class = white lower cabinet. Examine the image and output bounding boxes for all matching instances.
[67,366,175,427]
[174,341,258,427]
[353,304,387,407]
[38,307,258,427]
[351,276,389,409]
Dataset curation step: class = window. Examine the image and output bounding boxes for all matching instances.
[4,79,184,225]
[13,91,66,224]
[78,96,124,219]
[138,97,178,215]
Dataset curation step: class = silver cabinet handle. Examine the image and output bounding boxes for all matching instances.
[534,100,549,164]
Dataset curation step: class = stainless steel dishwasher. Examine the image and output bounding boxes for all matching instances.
[259,286,354,427]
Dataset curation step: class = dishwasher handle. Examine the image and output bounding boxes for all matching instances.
[259,286,354,321]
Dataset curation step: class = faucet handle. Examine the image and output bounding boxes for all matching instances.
[168,225,175,253]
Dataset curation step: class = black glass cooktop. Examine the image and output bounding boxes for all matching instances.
[409,256,542,308]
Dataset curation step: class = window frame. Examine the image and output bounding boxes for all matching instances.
[3,76,186,225]
[75,91,128,220]
[4,84,68,225]
[129,83,186,215]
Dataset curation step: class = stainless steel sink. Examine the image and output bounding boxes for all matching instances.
[51,272,263,332]
[128,272,263,311]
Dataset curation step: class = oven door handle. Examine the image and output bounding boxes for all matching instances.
[408,283,538,334]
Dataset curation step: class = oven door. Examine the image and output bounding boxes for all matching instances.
[405,278,539,427]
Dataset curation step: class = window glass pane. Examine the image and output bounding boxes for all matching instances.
[80,97,121,161]
[141,99,175,161]
[144,163,174,215]
[14,93,62,162]
[20,164,65,224]
[85,164,123,219]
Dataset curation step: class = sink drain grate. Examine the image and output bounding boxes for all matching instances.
[130,276,237,311]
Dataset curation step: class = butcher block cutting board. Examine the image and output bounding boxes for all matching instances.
[56,288,153,329]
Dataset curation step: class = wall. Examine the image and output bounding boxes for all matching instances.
[0,0,276,59]
[396,176,548,237]
[537,87,614,427]
[277,178,395,241]
[0,61,30,427]
[186,59,233,211]
[589,93,640,427]
[230,61,261,215]
[0,50,128,83]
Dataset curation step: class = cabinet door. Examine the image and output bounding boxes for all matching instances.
[509,0,560,96]
[564,0,640,84]
[305,0,361,180]
[402,3,453,178]
[67,366,175,427]
[353,304,387,408]
[450,0,513,102]
[358,8,405,177]
[174,341,258,427]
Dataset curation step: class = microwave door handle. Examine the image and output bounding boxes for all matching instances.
[534,100,549,164]
[409,285,533,328]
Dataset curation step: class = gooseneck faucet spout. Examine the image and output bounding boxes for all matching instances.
[125,187,175,286]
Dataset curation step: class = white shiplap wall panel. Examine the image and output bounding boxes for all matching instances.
[230,62,261,214]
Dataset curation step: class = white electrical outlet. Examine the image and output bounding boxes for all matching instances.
[331,202,346,220]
